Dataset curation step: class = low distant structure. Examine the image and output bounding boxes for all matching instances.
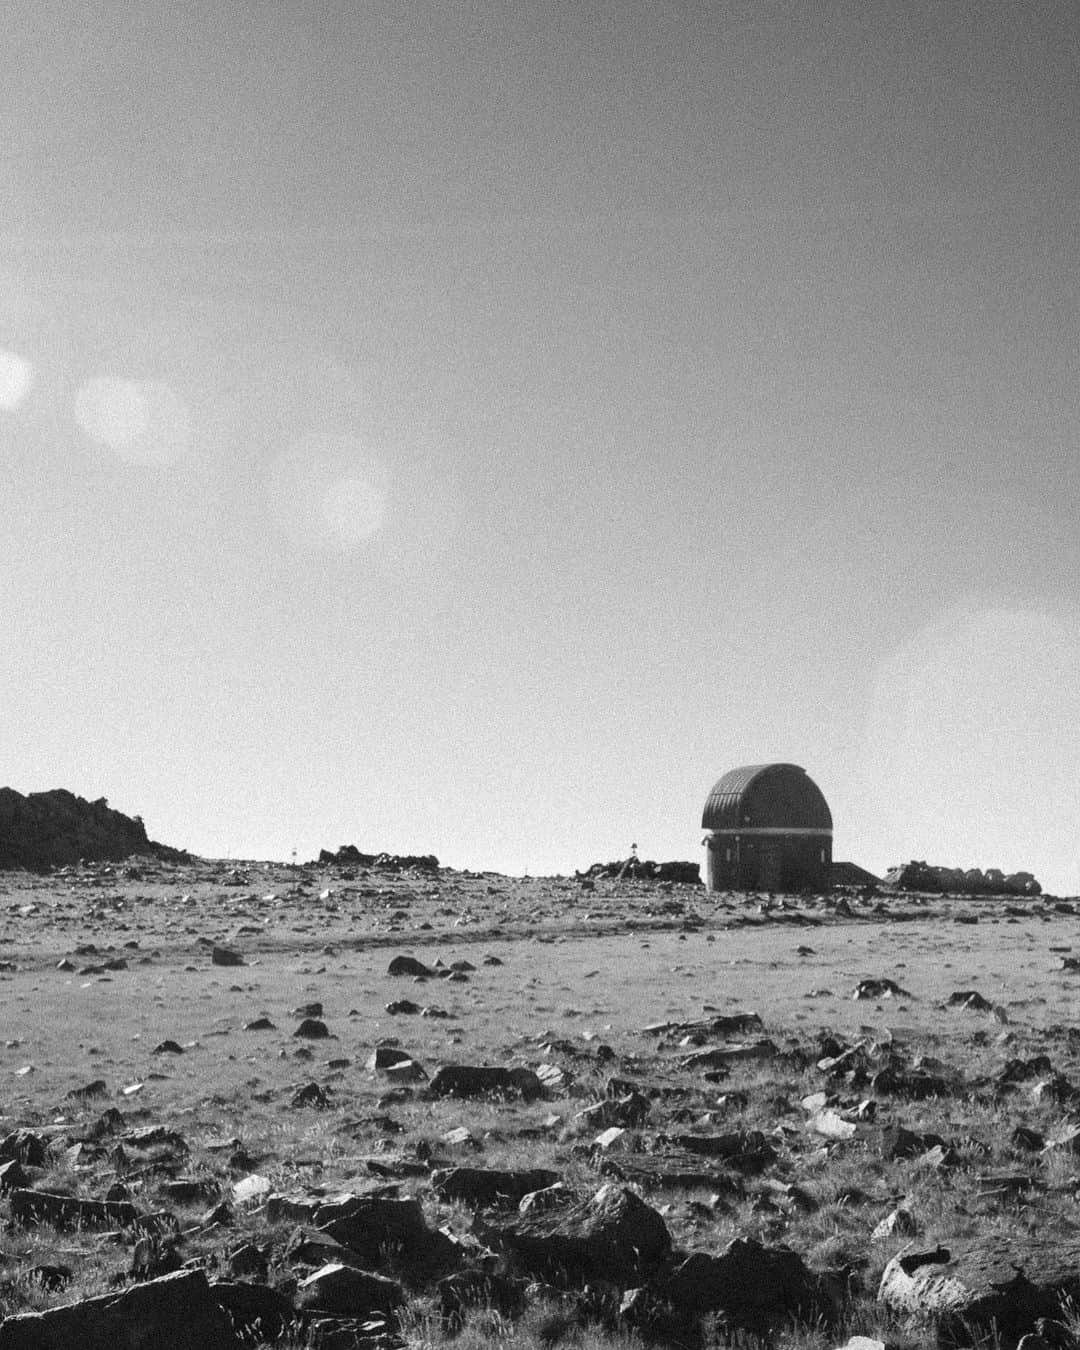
[702,763,832,893]
[576,857,701,883]
[831,860,880,888]
[0,787,186,871]
[883,860,1041,896]
[315,844,439,873]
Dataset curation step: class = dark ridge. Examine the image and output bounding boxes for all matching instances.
[0,787,189,872]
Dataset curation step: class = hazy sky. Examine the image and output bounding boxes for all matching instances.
[4,1,1079,891]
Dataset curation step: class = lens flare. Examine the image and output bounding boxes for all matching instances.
[267,434,391,555]
[0,350,33,410]
[321,473,388,547]
[74,377,191,465]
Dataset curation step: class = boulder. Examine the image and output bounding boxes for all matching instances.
[0,1160,29,1193]
[871,1207,919,1241]
[428,1065,543,1100]
[294,1019,331,1039]
[853,979,912,1000]
[433,1167,561,1209]
[679,1041,778,1070]
[0,1268,238,1349]
[878,1242,1080,1343]
[387,955,434,978]
[878,1126,947,1161]
[662,1238,829,1334]
[9,1189,139,1230]
[438,1270,528,1330]
[0,1131,47,1168]
[313,1195,440,1266]
[211,947,245,967]
[310,1193,459,1274]
[664,1130,775,1169]
[297,1263,403,1316]
[497,1183,671,1287]
[211,1281,295,1342]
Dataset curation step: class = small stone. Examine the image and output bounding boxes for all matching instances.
[871,1207,918,1241]
[66,1079,109,1100]
[294,1018,331,1039]
[211,946,245,967]
[232,1173,272,1207]
[292,1081,330,1108]
[594,1126,628,1150]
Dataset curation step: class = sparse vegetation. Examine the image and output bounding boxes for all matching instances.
[0,857,1078,1347]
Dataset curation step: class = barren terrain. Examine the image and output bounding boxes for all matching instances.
[1,858,1080,1349]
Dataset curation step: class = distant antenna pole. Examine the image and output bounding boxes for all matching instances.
[291,846,297,866]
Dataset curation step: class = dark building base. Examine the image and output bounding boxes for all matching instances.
[704,833,831,894]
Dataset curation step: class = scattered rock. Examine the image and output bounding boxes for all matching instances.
[292,1081,331,1108]
[0,1129,47,1167]
[9,1188,140,1230]
[678,1040,778,1070]
[294,1018,332,1039]
[212,1280,294,1342]
[232,1174,272,1207]
[871,1207,919,1241]
[313,1193,459,1275]
[439,1269,527,1330]
[211,946,245,967]
[947,990,993,1011]
[387,955,434,978]
[853,979,912,1000]
[433,1167,561,1208]
[429,1065,543,1100]
[878,1241,1080,1343]
[0,1159,29,1192]
[879,1125,947,1161]
[0,1268,237,1350]
[498,1182,671,1286]
[67,1079,109,1101]
[663,1238,831,1334]
[297,1263,404,1316]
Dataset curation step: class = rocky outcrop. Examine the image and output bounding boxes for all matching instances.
[883,860,1041,896]
[576,857,701,883]
[0,787,187,871]
[316,844,439,871]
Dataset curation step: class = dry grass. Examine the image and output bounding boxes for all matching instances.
[1,860,1080,1346]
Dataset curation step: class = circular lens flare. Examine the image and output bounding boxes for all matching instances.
[74,377,191,465]
[0,350,34,410]
[267,434,391,555]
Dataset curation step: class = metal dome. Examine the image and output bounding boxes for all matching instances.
[701,763,832,833]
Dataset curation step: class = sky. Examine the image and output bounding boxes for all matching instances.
[3,1,1079,892]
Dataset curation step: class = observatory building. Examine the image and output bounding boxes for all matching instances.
[702,763,832,893]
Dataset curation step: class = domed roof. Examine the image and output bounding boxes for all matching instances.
[701,763,832,832]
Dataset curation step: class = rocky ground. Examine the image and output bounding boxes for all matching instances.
[0,857,1079,1349]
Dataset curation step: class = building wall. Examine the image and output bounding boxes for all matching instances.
[704,830,832,893]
